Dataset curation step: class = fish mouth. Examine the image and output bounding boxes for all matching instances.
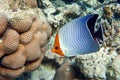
[87,14,98,39]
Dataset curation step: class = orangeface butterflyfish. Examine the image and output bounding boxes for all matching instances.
[52,14,103,57]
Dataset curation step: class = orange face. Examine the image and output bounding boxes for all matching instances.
[51,32,64,56]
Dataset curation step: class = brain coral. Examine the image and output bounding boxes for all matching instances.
[0,43,5,58]
[24,32,42,61]
[9,17,33,33]
[1,45,26,69]
[0,12,7,37]
[2,29,19,54]
[0,0,52,80]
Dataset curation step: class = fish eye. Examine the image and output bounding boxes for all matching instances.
[55,46,59,49]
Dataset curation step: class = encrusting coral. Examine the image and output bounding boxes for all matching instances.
[0,0,52,80]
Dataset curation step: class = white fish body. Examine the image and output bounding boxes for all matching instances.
[58,14,103,57]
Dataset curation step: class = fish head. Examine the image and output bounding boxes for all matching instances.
[51,32,64,56]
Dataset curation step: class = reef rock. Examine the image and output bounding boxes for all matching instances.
[112,54,120,80]
[54,62,79,80]
[75,47,117,79]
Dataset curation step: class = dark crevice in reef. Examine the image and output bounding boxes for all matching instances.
[117,0,120,4]
[51,10,60,15]
[62,0,75,4]
[113,12,120,19]
[36,0,46,9]
[72,63,86,79]
[42,56,60,69]
[98,0,104,3]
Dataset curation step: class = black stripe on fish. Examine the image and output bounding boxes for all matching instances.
[94,25,103,42]
[87,14,98,40]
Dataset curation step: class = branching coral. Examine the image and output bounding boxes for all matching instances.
[0,0,52,80]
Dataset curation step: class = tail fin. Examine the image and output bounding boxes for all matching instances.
[94,25,103,42]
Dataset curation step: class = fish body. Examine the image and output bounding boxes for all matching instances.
[52,14,103,57]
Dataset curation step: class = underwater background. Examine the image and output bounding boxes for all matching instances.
[0,0,120,80]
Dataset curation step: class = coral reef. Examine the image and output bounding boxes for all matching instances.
[1,0,118,80]
[34,0,120,80]
[0,0,52,80]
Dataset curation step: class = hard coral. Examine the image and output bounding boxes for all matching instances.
[1,45,26,69]
[31,18,42,32]
[9,17,32,33]
[2,29,19,54]
[42,23,52,37]
[25,54,44,72]
[0,75,13,80]
[24,32,42,61]
[0,66,25,78]
[20,31,33,44]
[8,0,20,11]
[40,31,48,47]
[103,5,113,19]
[0,12,7,37]
[20,18,41,44]
[0,0,52,79]
[0,43,5,58]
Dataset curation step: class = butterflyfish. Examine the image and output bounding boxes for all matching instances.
[52,14,103,57]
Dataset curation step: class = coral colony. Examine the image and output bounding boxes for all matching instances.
[0,0,52,80]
